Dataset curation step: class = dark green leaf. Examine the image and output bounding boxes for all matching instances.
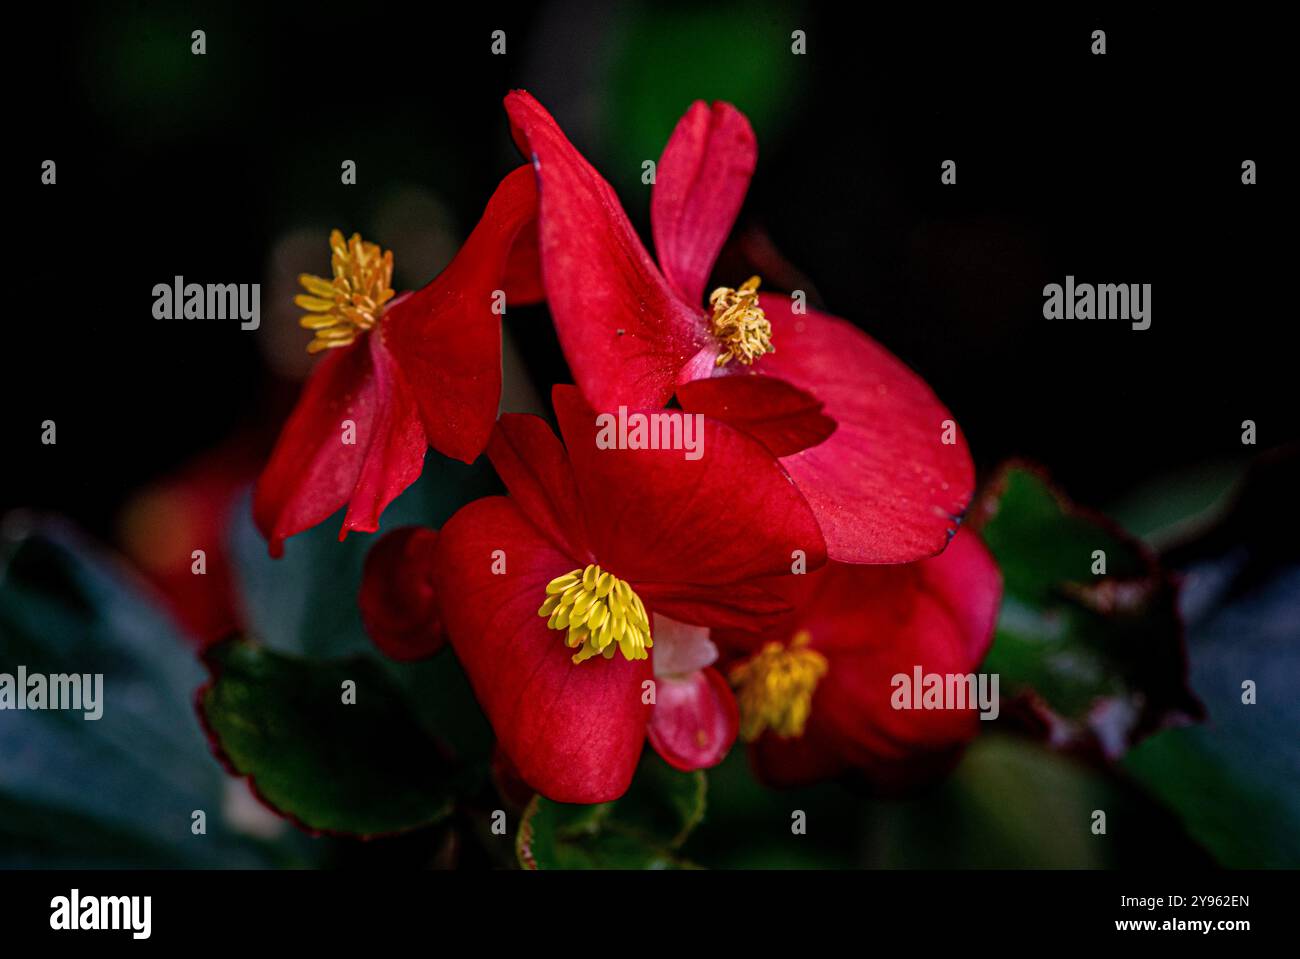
[1106,459,1248,550]
[1123,565,1300,867]
[199,637,460,837]
[974,464,1202,756]
[864,734,1213,868]
[0,518,311,867]
[516,752,705,869]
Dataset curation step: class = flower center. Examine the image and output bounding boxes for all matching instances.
[729,630,827,740]
[709,275,774,367]
[538,564,653,664]
[294,229,396,354]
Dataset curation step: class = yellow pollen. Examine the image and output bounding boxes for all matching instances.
[294,229,396,354]
[729,630,827,741]
[537,565,653,664]
[709,275,774,367]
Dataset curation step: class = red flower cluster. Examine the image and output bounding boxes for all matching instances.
[258,91,1001,804]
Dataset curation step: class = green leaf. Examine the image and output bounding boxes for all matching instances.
[216,453,500,835]
[603,1,806,196]
[199,637,461,837]
[1123,566,1300,867]
[1105,459,1248,550]
[974,463,1202,756]
[864,733,1213,868]
[516,752,705,869]
[0,519,312,867]
[678,749,862,868]
[683,736,1212,868]
[978,464,1147,603]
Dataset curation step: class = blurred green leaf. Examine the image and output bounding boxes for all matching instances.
[604,1,805,194]
[230,452,497,659]
[974,464,1202,756]
[516,752,705,869]
[1106,459,1248,550]
[0,518,311,867]
[1123,566,1300,867]
[682,749,861,868]
[686,735,1211,868]
[865,734,1212,868]
[200,637,464,837]
[80,7,260,139]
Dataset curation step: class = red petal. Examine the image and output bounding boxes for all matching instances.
[850,534,1000,761]
[685,294,975,564]
[651,101,757,307]
[359,527,445,661]
[339,332,430,535]
[841,744,970,797]
[922,526,1003,664]
[638,581,794,632]
[723,530,1001,788]
[647,666,738,772]
[502,205,543,306]
[434,495,651,803]
[551,385,826,597]
[253,332,426,557]
[384,166,540,464]
[504,90,706,410]
[675,374,836,457]
[749,712,848,787]
[813,531,1000,764]
[486,414,591,560]
[750,712,965,793]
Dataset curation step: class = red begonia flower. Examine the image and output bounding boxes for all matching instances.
[358,526,445,661]
[504,90,973,564]
[254,166,541,557]
[714,528,1001,790]
[432,385,825,802]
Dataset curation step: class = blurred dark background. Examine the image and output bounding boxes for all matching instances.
[8,2,1289,538]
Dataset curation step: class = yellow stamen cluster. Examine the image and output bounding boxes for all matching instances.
[729,630,828,740]
[709,275,774,367]
[295,229,396,354]
[538,565,652,664]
